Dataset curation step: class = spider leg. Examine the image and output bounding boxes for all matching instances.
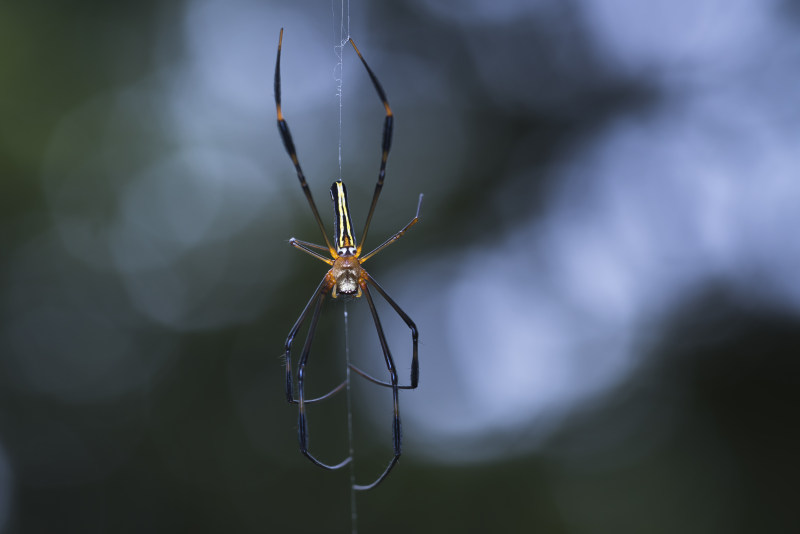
[360,193,423,264]
[285,275,346,405]
[275,29,335,255]
[349,38,393,255]
[289,238,335,265]
[349,274,419,390]
[352,282,402,491]
[288,274,351,471]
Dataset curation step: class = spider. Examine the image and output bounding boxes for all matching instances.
[274,28,422,491]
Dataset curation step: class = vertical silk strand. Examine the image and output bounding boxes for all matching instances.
[334,2,356,532]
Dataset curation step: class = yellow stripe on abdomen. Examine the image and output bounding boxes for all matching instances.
[330,180,357,255]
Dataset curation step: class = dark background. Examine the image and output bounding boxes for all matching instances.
[2,1,800,532]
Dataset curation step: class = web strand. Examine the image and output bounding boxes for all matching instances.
[334,1,356,531]
[343,304,357,534]
[334,0,351,179]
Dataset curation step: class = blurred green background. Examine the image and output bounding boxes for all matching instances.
[2,1,800,532]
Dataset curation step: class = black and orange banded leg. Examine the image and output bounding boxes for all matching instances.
[349,38,394,255]
[275,28,335,255]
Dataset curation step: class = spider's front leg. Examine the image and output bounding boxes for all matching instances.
[284,273,350,470]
